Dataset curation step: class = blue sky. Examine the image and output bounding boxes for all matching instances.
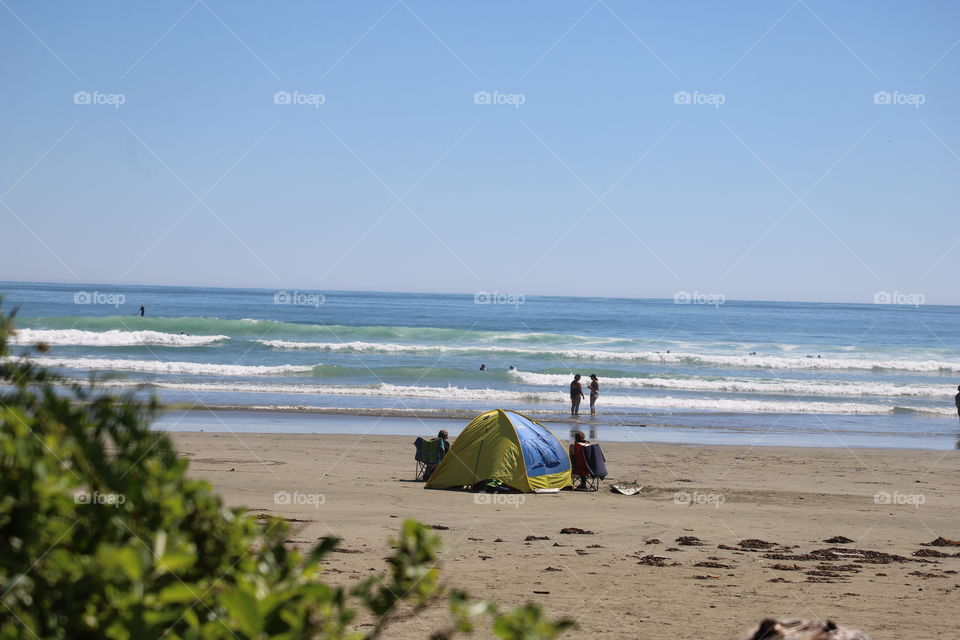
[1,1,958,303]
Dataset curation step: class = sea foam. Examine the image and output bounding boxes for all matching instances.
[256,340,960,373]
[22,356,312,377]
[508,370,947,398]
[11,328,228,347]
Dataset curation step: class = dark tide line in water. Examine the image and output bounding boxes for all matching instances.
[156,405,959,450]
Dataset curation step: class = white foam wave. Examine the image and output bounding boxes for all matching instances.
[12,329,229,348]
[20,356,313,377]
[508,371,947,398]
[256,340,960,374]
[92,378,952,415]
[258,339,444,353]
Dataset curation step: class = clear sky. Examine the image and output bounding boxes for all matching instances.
[1,1,958,303]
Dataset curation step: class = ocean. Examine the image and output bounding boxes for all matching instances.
[3,281,959,449]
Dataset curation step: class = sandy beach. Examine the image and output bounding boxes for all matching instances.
[170,430,960,639]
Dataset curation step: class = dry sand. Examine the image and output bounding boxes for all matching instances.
[171,431,960,639]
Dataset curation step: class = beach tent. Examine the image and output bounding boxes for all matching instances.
[425,409,572,492]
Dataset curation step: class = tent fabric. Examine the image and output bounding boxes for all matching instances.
[425,409,572,492]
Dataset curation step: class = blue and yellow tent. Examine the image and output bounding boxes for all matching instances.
[425,409,572,492]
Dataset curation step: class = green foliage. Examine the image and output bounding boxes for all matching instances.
[0,307,573,639]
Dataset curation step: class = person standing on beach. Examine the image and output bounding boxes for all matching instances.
[570,374,584,416]
[588,374,600,414]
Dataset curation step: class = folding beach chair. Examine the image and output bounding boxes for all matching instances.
[570,442,608,491]
[413,437,448,481]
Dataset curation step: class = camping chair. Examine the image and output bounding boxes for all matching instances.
[570,442,608,491]
[414,437,448,481]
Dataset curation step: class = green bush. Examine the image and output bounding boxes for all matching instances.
[0,308,573,639]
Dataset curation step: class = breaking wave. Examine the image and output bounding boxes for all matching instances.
[10,328,229,348]
[256,340,960,373]
[20,356,314,377]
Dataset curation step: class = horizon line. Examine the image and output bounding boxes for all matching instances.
[1,279,955,309]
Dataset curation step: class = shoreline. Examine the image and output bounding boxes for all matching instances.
[154,406,960,451]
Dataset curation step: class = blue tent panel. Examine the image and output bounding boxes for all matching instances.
[505,411,570,478]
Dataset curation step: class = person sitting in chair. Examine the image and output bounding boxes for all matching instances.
[569,430,588,456]
[569,430,589,487]
[569,430,607,491]
[424,430,450,480]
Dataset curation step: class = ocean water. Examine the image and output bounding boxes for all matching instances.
[3,281,959,449]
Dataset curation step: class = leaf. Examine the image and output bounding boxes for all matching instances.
[157,583,199,605]
[221,588,262,636]
[98,545,144,581]
[156,547,196,575]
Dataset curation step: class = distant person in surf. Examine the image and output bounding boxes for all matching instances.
[139,305,145,317]
[480,364,486,371]
[955,385,960,423]
[588,374,600,414]
[570,374,584,416]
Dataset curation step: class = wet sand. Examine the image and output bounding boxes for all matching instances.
[171,431,960,639]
